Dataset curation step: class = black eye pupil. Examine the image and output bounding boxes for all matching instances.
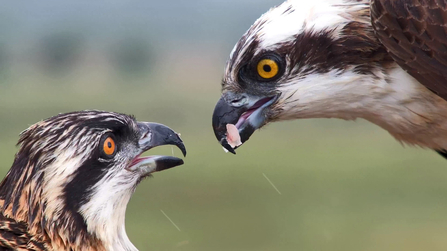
[263,65,272,72]
[107,142,112,148]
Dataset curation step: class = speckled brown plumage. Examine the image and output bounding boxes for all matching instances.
[0,213,46,250]
[0,111,185,250]
[0,112,110,250]
[371,0,447,100]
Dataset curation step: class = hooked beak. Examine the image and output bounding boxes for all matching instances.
[127,122,186,175]
[212,92,277,154]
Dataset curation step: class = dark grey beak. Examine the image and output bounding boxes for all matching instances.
[212,92,277,154]
[212,97,251,154]
[135,122,186,172]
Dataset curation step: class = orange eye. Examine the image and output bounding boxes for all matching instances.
[257,59,279,79]
[102,137,116,156]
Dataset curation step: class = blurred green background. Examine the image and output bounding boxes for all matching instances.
[1,1,447,250]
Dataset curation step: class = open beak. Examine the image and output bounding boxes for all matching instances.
[212,92,277,154]
[127,122,186,175]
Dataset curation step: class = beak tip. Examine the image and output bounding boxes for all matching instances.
[175,133,187,157]
[221,139,237,154]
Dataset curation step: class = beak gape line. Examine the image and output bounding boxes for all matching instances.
[129,122,187,175]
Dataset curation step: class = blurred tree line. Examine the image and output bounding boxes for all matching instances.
[38,32,153,77]
[0,31,154,81]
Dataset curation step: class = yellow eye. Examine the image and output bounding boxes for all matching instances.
[257,59,279,79]
[102,137,116,156]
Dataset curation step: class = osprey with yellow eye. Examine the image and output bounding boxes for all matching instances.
[213,0,447,159]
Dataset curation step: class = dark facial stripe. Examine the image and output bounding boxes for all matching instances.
[284,23,392,77]
[62,154,108,239]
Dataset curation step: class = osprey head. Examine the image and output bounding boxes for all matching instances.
[212,0,392,153]
[0,111,186,250]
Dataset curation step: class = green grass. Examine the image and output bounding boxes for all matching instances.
[0,77,446,251]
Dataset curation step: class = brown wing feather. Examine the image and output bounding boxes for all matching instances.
[371,0,447,101]
[0,213,46,251]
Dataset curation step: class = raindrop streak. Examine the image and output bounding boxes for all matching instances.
[160,210,181,231]
[262,173,282,195]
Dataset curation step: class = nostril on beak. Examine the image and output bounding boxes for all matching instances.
[140,131,149,140]
[230,96,248,107]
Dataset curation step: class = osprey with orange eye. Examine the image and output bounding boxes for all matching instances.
[100,134,117,157]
